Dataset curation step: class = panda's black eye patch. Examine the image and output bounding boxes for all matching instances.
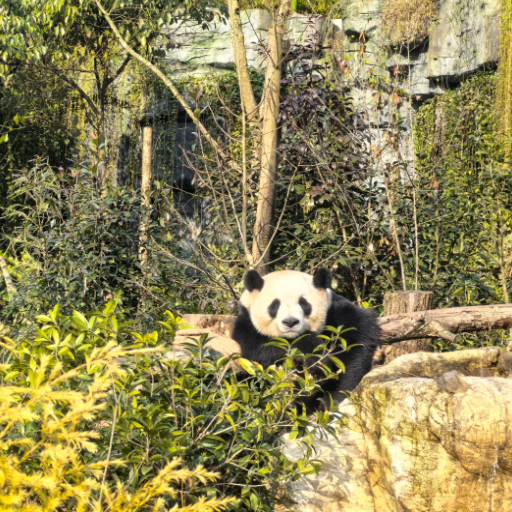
[268,299,281,318]
[299,297,312,316]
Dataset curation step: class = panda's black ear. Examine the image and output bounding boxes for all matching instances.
[313,267,331,289]
[244,269,264,292]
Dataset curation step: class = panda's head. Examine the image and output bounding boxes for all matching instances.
[240,268,333,339]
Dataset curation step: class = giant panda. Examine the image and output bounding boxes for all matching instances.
[232,267,380,410]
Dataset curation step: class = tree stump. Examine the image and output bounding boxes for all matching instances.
[373,291,434,365]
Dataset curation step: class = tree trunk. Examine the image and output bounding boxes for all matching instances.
[183,314,237,338]
[373,291,434,365]
[227,0,259,126]
[251,0,292,274]
[139,123,153,268]
[379,303,512,343]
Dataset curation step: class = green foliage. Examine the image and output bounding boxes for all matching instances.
[0,301,331,511]
[0,0,226,83]
[2,159,142,321]
[414,72,512,308]
[0,305,234,511]
[0,0,227,201]
[237,0,340,15]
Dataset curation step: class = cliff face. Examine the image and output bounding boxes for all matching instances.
[160,10,333,78]
[342,0,500,97]
[160,1,500,98]
[107,1,502,191]
[151,1,501,184]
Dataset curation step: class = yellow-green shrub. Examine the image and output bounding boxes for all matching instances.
[0,332,234,511]
[0,299,331,511]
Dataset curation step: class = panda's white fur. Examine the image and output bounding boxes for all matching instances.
[239,270,332,339]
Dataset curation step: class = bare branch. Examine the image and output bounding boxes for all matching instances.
[44,65,99,117]
[93,0,236,167]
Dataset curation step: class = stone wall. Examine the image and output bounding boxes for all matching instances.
[159,2,500,94]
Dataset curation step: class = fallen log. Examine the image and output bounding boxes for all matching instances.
[185,304,512,345]
[379,303,512,344]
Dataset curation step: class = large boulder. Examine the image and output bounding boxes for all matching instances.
[279,348,512,512]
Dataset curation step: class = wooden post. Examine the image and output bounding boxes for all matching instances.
[138,122,153,268]
[373,290,434,365]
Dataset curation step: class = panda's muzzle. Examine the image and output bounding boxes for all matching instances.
[282,317,300,328]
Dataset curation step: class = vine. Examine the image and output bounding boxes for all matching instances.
[497,0,512,157]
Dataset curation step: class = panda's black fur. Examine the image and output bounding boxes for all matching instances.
[232,268,380,410]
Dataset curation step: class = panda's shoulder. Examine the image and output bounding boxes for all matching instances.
[327,291,377,321]
[233,305,253,331]
[328,291,354,310]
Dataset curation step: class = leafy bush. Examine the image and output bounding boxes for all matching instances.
[0,300,330,511]
[0,335,233,512]
[414,72,512,308]
[2,159,142,321]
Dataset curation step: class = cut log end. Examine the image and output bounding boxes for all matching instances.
[375,290,434,365]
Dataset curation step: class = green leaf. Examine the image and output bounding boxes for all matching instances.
[238,358,256,376]
[299,465,318,475]
[36,315,52,323]
[72,310,88,330]
[4,371,19,382]
[328,356,346,372]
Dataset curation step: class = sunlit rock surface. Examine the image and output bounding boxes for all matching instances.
[279,348,512,512]
[160,1,500,96]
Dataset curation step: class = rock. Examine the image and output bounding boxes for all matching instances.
[341,0,381,38]
[168,327,241,366]
[340,0,500,99]
[160,10,336,78]
[279,348,512,512]
[427,0,500,81]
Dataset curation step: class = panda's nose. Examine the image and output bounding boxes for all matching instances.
[282,317,299,328]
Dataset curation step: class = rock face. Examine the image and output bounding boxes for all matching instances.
[427,0,500,81]
[160,1,500,95]
[107,2,502,192]
[161,10,333,77]
[279,348,512,512]
[341,0,500,98]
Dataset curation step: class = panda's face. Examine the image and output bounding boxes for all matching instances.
[240,269,332,339]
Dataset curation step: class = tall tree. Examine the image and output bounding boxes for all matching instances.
[96,0,294,274]
[251,0,293,272]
